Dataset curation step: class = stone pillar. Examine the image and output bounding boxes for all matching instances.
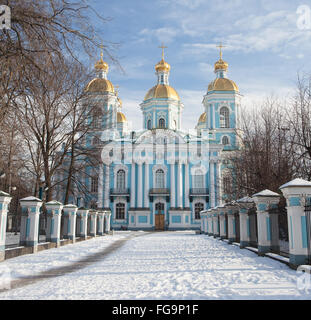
[213,208,220,238]
[170,163,175,208]
[130,162,136,208]
[19,196,43,251]
[62,204,78,242]
[137,162,143,208]
[45,201,63,247]
[144,162,149,208]
[177,162,183,208]
[210,161,215,208]
[104,211,111,233]
[226,204,236,244]
[237,197,254,249]
[185,162,190,208]
[104,164,110,209]
[218,205,226,239]
[97,211,105,236]
[280,178,311,267]
[207,210,213,235]
[89,209,98,237]
[76,208,89,239]
[252,189,280,256]
[216,160,222,206]
[0,191,12,261]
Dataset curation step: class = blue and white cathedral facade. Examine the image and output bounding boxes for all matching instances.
[56,47,242,230]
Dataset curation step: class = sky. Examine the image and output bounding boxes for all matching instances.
[86,0,311,130]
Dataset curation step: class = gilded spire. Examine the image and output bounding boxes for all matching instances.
[214,42,228,73]
[94,45,109,73]
[155,43,170,73]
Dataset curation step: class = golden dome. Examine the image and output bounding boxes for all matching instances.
[198,112,206,123]
[144,84,180,101]
[208,78,239,92]
[155,59,171,73]
[214,58,228,72]
[85,78,115,93]
[94,50,109,72]
[117,111,127,123]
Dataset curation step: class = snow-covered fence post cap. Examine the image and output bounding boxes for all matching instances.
[63,204,78,214]
[20,196,42,208]
[0,190,11,202]
[236,196,254,211]
[252,189,280,212]
[280,178,311,206]
[45,200,63,212]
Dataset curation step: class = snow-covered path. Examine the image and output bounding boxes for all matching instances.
[0,231,309,299]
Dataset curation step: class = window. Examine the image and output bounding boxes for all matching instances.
[91,177,98,193]
[223,176,231,194]
[159,118,165,129]
[220,107,229,128]
[155,169,165,188]
[222,136,229,145]
[116,169,125,190]
[155,202,164,213]
[147,119,152,130]
[193,169,204,188]
[195,203,204,220]
[116,203,125,220]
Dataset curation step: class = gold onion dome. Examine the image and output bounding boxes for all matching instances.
[85,78,115,93]
[214,58,228,72]
[155,58,171,73]
[117,111,127,123]
[144,84,180,101]
[208,78,239,92]
[198,112,206,123]
[94,51,109,72]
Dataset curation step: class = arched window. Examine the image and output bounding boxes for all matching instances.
[159,118,165,129]
[155,169,165,188]
[147,119,152,130]
[220,107,229,128]
[222,136,229,145]
[116,169,125,190]
[195,203,204,220]
[193,169,204,188]
[116,203,125,220]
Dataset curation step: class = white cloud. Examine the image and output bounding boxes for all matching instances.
[139,27,179,44]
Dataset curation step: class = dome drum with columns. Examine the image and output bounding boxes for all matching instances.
[55,44,242,230]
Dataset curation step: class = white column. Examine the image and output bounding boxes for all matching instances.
[210,161,215,208]
[216,160,222,206]
[212,104,215,129]
[137,162,143,208]
[104,164,110,208]
[144,162,149,208]
[0,191,12,261]
[177,162,183,208]
[185,162,190,208]
[170,163,175,208]
[98,164,103,208]
[130,162,136,208]
[63,204,78,242]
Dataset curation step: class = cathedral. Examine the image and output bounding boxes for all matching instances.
[56,45,242,231]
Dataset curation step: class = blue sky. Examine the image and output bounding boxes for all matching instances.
[87,0,311,130]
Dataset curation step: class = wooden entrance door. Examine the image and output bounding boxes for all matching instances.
[155,202,165,231]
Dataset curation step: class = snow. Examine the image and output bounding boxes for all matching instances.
[279,178,311,189]
[0,231,309,300]
[252,189,280,197]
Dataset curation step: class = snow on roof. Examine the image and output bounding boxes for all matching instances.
[252,189,280,197]
[46,200,63,205]
[236,196,254,203]
[20,196,42,202]
[279,178,311,189]
[63,204,77,208]
[0,191,10,197]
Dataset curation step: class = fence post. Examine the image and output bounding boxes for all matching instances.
[252,190,280,256]
[0,191,12,261]
[62,204,78,242]
[19,196,43,252]
[76,208,89,239]
[207,209,213,236]
[45,201,63,247]
[212,208,219,238]
[218,205,226,239]
[104,211,111,234]
[237,197,254,249]
[97,211,105,236]
[280,178,311,267]
[89,209,98,237]
[226,203,236,244]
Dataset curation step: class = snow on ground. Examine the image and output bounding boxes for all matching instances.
[0,231,309,300]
